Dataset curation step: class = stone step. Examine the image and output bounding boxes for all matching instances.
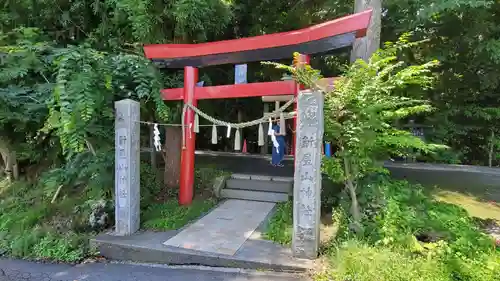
[221,189,289,203]
[91,230,312,272]
[226,178,292,194]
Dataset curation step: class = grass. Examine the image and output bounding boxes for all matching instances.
[263,200,339,246]
[141,197,217,230]
[264,177,500,281]
[263,201,293,245]
[0,165,224,262]
[315,241,451,281]
[316,178,500,281]
[0,178,95,262]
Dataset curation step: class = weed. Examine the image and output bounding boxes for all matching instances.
[141,198,217,230]
[263,201,293,245]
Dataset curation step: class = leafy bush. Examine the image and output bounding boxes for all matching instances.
[141,198,216,230]
[270,36,444,228]
[141,166,224,231]
[328,176,500,281]
[194,166,228,193]
[263,201,293,245]
[31,232,86,262]
[316,241,451,281]
[140,161,164,209]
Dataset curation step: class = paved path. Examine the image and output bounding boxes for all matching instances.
[0,259,308,281]
[164,199,275,256]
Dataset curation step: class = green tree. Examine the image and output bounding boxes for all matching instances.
[271,38,443,229]
[382,0,500,166]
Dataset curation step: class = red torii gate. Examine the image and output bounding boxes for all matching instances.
[143,10,372,205]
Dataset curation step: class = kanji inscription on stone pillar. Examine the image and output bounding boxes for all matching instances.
[114,99,140,236]
[292,90,323,259]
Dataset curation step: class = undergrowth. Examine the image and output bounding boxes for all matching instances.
[141,165,223,231]
[0,159,222,262]
[0,178,96,262]
[318,176,500,281]
[263,200,293,245]
[141,198,217,230]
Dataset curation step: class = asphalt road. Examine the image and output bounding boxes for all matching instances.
[0,259,309,281]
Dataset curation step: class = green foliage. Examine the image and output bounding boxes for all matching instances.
[141,198,216,230]
[326,177,500,281]
[140,161,163,209]
[45,45,168,155]
[359,178,495,254]
[171,0,233,42]
[272,39,443,186]
[324,38,442,181]
[263,200,293,245]
[270,37,445,226]
[0,28,54,164]
[32,232,86,262]
[316,240,450,281]
[141,166,222,231]
[383,0,500,166]
[0,179,91,262]
[194,166,228,192]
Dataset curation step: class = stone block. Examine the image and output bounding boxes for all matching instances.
[292,90,324,259]
[114,99,140,236]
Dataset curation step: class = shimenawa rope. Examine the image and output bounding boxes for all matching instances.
[181,96,297,149]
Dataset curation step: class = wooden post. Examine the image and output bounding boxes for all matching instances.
[149,123,157,169]
[261,103,269,154]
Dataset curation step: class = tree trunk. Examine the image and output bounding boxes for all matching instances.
[488,129,494,167]
[346,180,361,223]
[350,0,382,62]
[0,149,18,181]
[343,154,362,233]
[164,126,182,188]
[149,123,157,170]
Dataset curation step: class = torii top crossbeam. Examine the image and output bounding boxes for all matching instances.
[143,10,372,205]
[144,10,372,69]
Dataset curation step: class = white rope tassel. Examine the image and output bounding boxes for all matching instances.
[211,124,218,144]
[258,123,264,146]
[153,124,162,152]
[226,124,231,138]
[194,113,200,133]
[234,129,241,151]
[279,112,286,135]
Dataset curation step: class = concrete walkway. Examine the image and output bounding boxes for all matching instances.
[0,259,309,281]
[164,200,276,256]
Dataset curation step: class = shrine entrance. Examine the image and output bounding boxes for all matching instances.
[143,10,372,205]
[103,9,372,264]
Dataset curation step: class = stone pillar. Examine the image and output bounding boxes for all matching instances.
[114,99,140,236]
[292,90,324,259]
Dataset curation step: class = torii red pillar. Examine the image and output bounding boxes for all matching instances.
[179,67,198,205]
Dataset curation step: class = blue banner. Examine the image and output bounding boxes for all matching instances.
[235,64,247,84]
